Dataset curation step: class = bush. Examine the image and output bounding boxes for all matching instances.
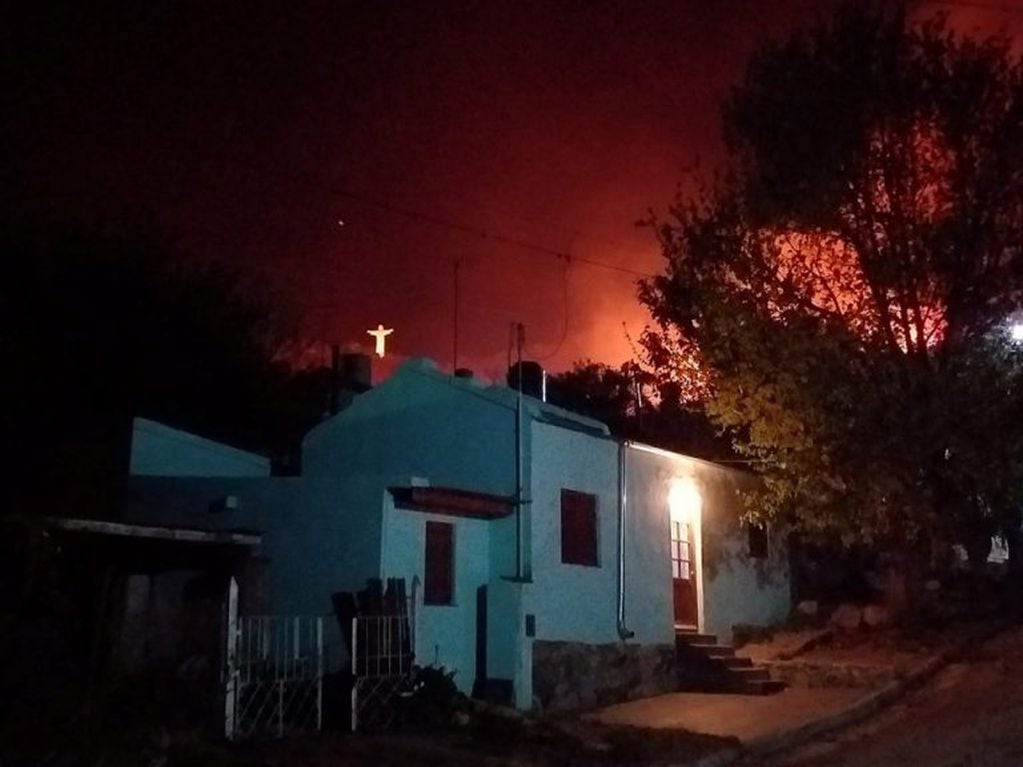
[397,665,468,728]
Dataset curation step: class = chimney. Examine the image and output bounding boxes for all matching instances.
[330,345,372,414]
[507,360,547,402]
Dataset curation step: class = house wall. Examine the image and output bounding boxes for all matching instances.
[623,446,791,644]
[621,446,685,646]
[121,477,359,667]
[129,418,270,477]
[701,503,791,642]
[304,362,519,503]
[302,361,525,684]
[304,361,522,583]
[526,431,690,712]
[486,577,531,709]
[528,421,620,644]
[379,496,491,695]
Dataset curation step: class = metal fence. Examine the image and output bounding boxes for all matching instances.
[225,614,324,740]
[350,607,414,731]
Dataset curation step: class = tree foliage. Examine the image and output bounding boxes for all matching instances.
[640,5,1023,556]
[548,361,734,461]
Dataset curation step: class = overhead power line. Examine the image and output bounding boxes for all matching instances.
[179,140,659,281]
[329,187,657,278]
[920,0,1023,15]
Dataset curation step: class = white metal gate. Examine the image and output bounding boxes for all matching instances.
[224,599,324,739]
[350,608,414,731]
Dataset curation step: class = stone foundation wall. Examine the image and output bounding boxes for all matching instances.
[531,640,677,712]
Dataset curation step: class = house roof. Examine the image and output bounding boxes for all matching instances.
[400,359,612,438]
[130,417,270,477]
[46,516,263,546]
[304,357,613,449]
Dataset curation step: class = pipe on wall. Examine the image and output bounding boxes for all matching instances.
[616,441,635,640]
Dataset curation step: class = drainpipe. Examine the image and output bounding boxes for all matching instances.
[617,441,635,639]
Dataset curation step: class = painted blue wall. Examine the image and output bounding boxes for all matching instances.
[698,467,791,641]
[129,417,270,477]
[528,421,620,644]
[125,364,790,708]
[305,361,519,502]
[623,446,791,644]
[621,447,680,645]
[379,494,491,694]
[119,477,358,664]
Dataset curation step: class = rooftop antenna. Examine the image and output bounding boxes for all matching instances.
[453,257,461,372]
[514,321,525,580]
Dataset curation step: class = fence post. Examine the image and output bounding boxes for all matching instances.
[350,618,359,732]
[223,578,239,740]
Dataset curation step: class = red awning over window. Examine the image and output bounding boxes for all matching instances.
[389,486,515,520]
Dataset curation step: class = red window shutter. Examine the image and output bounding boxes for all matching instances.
[560,490,598,566]
[424,521,454,604]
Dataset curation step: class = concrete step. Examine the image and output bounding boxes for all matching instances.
[699,645,736,659]
[675,630,784,695]
[729,666,771,683]
[718,655,754,669]
[675,629,718,644]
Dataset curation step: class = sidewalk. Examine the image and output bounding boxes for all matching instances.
[585,622,1006,766]
[585,687,863,742]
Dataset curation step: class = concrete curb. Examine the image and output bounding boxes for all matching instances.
[673,622,1008,767]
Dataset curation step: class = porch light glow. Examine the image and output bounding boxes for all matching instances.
[668,478,702,523]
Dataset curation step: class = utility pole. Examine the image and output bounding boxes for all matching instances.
[514,321,525,580]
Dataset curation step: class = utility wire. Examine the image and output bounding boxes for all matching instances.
[525,253,573,362]
[920,0,1023,15]
[179,140,658,281]
[333,190,656,278]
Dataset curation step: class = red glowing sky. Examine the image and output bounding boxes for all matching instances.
[10,0,1023,378]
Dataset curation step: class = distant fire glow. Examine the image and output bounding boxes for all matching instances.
[767,228,947,353]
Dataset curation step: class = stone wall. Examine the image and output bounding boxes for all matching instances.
[531,640,677,712]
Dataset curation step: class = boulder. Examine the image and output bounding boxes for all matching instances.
[829,603,863,631]
[862,604,892,628]
[796,600,819,617]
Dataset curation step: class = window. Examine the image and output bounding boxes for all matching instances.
[670,518,692,580]
[424,521,454,604]
[561,490,598,566]
[748,523,769,559]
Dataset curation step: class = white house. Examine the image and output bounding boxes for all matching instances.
[124,358,790,711]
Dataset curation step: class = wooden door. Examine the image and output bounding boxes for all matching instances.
[671,518,698,627]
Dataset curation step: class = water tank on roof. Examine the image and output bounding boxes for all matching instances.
[330,346,372,414]
[507,361,547,402]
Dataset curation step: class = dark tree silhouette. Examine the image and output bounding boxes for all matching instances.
[0,221,325,517]
[548,360,736,461]
[640,5,1023,590]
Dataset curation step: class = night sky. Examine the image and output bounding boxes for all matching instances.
[9,0,1021,379]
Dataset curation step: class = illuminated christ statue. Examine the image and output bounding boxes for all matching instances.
[367,324,394,357]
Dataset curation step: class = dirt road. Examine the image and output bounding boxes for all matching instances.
[750,626,1023,767]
